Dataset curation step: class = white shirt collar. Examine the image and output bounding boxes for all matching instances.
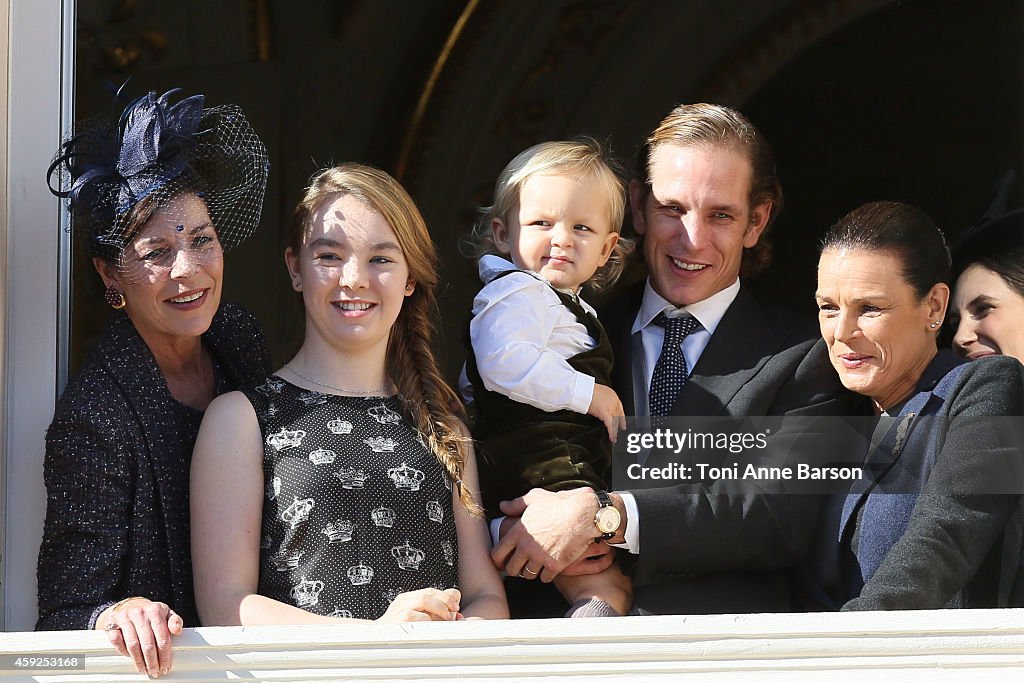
[632,277,741,335]
[477,254,595,313]
[477,254,520,283]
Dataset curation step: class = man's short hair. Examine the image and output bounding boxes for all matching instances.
[636,103,784,277]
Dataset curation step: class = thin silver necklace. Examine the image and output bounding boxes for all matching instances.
[283,363,392,396]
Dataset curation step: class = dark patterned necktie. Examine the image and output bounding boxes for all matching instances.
[649,312,700,417]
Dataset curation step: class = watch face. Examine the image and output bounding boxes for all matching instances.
[595,506,621,534]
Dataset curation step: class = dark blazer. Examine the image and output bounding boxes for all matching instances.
[36,303,269,631]
[836,351,1024,610]
[601,281,866,614]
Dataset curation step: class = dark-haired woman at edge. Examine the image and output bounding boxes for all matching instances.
[811,201,1024,610]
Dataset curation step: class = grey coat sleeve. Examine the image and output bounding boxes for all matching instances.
[844,356,1024,610]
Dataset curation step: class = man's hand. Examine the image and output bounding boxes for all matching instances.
[588,384,627,443]
[491,487,599,582]
[561,541,615,576]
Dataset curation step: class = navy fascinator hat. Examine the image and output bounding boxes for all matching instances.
[47,86,269,261]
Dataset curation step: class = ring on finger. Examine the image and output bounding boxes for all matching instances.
[104,621,122,631]
[522,564,539,577]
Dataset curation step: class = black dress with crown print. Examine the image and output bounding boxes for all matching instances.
[243,378,459,620]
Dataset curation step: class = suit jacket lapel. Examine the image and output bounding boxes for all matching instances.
[602,281,644,416]
[838,416,898,541]
[202,303,268,389]
[835,354,956,541]
[100,313,195,610]
[672,288,775,416]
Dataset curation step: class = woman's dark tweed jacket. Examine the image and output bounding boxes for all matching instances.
[36,302,269,630]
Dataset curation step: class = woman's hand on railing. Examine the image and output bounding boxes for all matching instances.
[96,597,182,678]
[376,587,463,623]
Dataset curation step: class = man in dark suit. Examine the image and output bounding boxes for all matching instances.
[492,103,862,614]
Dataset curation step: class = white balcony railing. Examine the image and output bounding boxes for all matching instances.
[3,610,1024,682]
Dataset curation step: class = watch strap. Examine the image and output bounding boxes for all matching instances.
[594,489,618,539]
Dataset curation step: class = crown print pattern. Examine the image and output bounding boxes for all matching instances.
[244,378,459,620]
[255,376,285,396]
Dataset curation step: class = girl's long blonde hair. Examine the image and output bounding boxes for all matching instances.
[290,163,480,515]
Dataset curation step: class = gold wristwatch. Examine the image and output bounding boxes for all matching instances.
[594,489,621,540]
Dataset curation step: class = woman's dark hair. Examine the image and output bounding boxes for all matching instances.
[952,208,1024,299]
[820,201,951,298]
[89,178,200,263]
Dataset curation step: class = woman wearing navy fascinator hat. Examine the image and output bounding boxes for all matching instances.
[38,86,270,676]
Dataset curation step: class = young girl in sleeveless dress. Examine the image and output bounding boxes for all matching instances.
[192,164,507,623]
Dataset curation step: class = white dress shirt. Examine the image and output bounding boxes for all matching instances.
[460,254,598,414]
[463,255,605,549]
[629,278,740,417]
[615,277,741,554]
